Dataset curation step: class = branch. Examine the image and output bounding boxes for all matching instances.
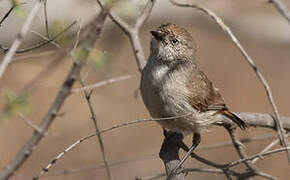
[169,0,290,163]
[269,0,290,23]
[0,10,108,180]
[71,75,132,93]
[43,0,50,38]
[79,79,113,180]
[96,0,156,72]
[227,146,290,168]
[0,0,44,79]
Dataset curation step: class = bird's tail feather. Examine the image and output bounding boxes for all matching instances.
[222,110,247,130]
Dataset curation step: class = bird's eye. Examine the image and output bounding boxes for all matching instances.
[171,39,179,45]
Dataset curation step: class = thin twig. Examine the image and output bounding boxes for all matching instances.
[47,154,157,176]
[169,0,290,163]
[227,146,290,168]
[17,112,42,133]
[31,31,61,49]
[73,20,83,50]
[269,0,290,23]
[72,75,132,93]
[252,133,289,164]
[252,138,279,164]
[79,78,114,180]
[0,0,44,79]
[43,0,50,38]
[0,5,15,28]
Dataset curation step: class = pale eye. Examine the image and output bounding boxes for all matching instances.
[171,39,179,45]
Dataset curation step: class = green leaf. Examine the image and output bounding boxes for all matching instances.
[1,91,31,122]
[88,50,110,71]
[13,0,27,18]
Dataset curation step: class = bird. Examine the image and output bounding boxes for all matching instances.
[140,23,247,174]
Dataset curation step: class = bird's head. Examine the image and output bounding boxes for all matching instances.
[150,23,196,63]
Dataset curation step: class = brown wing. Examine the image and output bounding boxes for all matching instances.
[187,67,247,130]
[187,67,226,112]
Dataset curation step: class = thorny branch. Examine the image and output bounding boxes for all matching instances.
[0,9,108,180]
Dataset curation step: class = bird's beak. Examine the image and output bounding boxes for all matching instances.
[150,30,164,41]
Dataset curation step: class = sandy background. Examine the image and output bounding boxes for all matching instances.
[0,0,290,179]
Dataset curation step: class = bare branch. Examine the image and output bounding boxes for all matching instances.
[134,0,155,29]
[79,78,113,180]
[0,0,44,78]
[17,112,42,133]
[43,0,50,38]
[96,0,131,34]
[269,0,290,23]
[72,75,132,93]
[0,10,108,180]
[96,0,156,72]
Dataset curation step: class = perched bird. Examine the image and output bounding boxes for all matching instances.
[140,23,247,172]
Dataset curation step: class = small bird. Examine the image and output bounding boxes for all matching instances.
[140,23,247,173]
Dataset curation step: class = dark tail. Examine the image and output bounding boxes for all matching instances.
[222,110,247,130]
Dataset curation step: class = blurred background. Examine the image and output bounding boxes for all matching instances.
[0,0,290,179]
